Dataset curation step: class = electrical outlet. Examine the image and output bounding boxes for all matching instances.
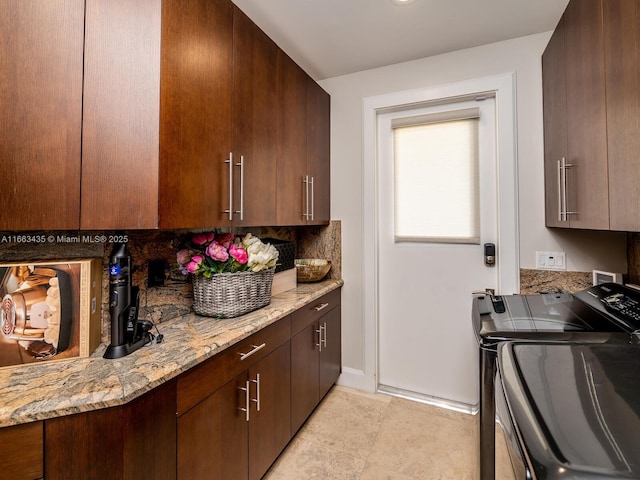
[148,259,167,287]
[535,251,566,270]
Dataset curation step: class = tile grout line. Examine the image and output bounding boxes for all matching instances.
[356,394,397,478]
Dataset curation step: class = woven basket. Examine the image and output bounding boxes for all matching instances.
[192,268,275,318]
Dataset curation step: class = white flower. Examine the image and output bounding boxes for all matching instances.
[242,234,279,271]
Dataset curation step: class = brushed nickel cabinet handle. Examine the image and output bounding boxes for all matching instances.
[559,157,577,221]
[557,159,563,222]
[310,176,315,221]
[238,380,250,422]
[251,373,261,412]
[321,322,327,349]
[315,325,322,352]
[235,155,244,221]
[239,343,266,361]
[224,152,233,221]
[314,302,329,312]
[303,175,310,220]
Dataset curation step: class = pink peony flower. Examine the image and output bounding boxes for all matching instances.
[176,248,190,265]
[229,245,248,264]
[206,241,229,262]
[177,232,278,276]
[216,232,235,249]
[192,232,214,245]
[186,254,204,273]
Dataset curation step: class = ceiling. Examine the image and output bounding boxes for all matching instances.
[232,0,569,80]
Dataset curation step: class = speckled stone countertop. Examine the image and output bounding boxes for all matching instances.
[0,280,342,428]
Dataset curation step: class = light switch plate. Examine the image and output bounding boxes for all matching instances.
[535,251,566,270]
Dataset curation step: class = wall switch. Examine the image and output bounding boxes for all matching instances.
[535,251,566,270]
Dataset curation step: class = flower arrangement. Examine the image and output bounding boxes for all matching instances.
[177,232,279,278]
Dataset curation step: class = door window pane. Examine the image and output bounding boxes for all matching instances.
[393,110,480,243]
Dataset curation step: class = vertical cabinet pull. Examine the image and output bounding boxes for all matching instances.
[238,380,250,422]
[310,176,315,221]
[224,152,234,221]
[235,155,244,221]
[315,325,322,352]
[251,373,261,412]
[557,157,576,222]
[321,322,327,349]
[315,322,328,351]
[556,159,563,222]
[303,175,310,220]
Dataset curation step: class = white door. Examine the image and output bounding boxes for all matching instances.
[377,95,500,408]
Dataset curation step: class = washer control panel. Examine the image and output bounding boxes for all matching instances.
[576,283,640,331]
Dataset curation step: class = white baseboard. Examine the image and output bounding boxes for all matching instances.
[336,367,376,393]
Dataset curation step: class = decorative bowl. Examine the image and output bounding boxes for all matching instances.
[295,259,331,283]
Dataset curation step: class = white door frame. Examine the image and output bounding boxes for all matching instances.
[353,73,520,393]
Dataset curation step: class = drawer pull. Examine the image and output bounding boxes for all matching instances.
[314,302,329,312]
[239,343,266,361]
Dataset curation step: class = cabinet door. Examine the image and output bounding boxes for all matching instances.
[290,322,320,434]
[604,0,640,231]
[178,373,248,480]
[47,380,177,480]
[542,16,569,228]
[0,422,43,480]
[275,51,308,226]
[82,0,162,229]
[306,78,331,225]
[248,342,291,480]
[232,7,278,226]
[159,0,234,229]
[0,0,83,230]
[319,306,342,400]
[563,0,609,230]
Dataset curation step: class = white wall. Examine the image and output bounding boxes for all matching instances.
[320,32,627,378]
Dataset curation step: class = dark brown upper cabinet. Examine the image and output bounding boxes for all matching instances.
[604,0,640,231]
[157,0,234,229]
[306,77,331,225]
[543,0,640,231]
[275,53,331,226]
[84,0,234,230]
[0,0,84,230]
[275,51,309,226]
[3,0,329,231]
[230,7,278,228]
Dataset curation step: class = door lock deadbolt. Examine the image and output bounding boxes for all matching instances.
[484,243,496,267]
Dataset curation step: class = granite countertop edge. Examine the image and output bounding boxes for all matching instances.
[0,279,343,428]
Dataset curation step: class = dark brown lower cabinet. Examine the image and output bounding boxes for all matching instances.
[45,379,177,480]
[177,375,247,479]
[290,290,342,434]
[177,342,291,480]
[1,288,340,480]
[0,421,43,480]
[318,306,342,400]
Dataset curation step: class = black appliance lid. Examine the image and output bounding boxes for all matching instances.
[473,283,640,344]
[499,342,640,479]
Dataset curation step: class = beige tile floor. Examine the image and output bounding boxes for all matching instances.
[264,385,514,480]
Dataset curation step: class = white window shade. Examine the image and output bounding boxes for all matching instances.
[392,108,480,243]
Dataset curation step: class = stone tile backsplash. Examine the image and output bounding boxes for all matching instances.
[0,221,341,343]
[519,269,592,294]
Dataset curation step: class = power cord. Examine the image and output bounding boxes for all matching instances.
[153,322,164,343]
